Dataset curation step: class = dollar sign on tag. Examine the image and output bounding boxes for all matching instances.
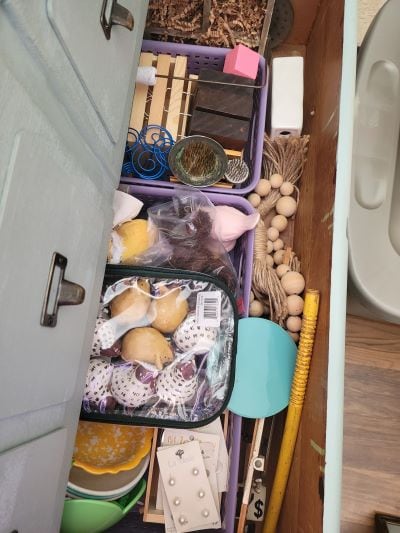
[247,485,266,521]
[254,499,264,519]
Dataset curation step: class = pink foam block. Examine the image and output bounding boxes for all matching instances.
[223,44,260,80]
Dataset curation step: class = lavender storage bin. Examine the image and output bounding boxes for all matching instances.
[119,184,250,533]
[122,40,268,196]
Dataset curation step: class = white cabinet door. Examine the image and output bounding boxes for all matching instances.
[47,0,147,144]
[0,16,114,425]
[0,131,112,420]
[0,429,68,533]
[2,0,148,180]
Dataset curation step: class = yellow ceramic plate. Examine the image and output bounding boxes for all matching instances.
[73,422,153,475]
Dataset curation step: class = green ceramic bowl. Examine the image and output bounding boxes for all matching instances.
[61,478,146,533]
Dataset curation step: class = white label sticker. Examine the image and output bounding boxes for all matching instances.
[196,291,222,327]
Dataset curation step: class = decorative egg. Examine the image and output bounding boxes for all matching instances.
[269,173,284,188]
[109,280,151,323]
[266,240,274,254]
[249,300,264,317]
[273,250,285,265]
[173,313,218,354]
[248,193,261,208]
[91,317,121,358]
[266,254,274,267]
[287,295,304,316]
[281,271,305,295]
[273,238,284,251]
[111,364,157,408]
[266,227,279,242]
[276,264,291,278]
[121,327,174,370]
[156,360,198,404]
[83,358,114,406]
[270,215,288,232]
[280,182,294,196]
[286,316,302,333]
[150,286,189,334]
[254,179,271,197]
[276,196,297,217]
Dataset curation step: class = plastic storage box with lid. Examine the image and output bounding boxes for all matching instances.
[122,40,268,195]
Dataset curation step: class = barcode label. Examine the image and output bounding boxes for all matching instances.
[196,291,222,327]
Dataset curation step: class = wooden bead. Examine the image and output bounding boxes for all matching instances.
[288,331,300,343]
[248,193,261,208]
[255,179,271,197]
[266,227,279,241]
[266,240,274,254]
[273,238,284,251]
[286,315,302,332]
[286,294,304,316]
[276,196,297,217]
[281,271,305,295]
[266,254,274,267]
[270,215,288,232]
[273,250,285,265]
[269,173,284,188]
[280,182,294,196]
[250,290,255,303]
[276,264,290,278]
[249,300,264,317]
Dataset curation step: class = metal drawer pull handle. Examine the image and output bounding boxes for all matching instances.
[41,253,85,327]
[100,0,134,40]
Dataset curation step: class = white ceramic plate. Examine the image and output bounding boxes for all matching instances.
[67,453,149,500]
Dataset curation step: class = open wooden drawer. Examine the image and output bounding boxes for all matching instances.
[0,0,357,532]
[263,1,357,531]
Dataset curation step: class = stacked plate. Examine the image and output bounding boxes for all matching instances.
[67,421,152,501]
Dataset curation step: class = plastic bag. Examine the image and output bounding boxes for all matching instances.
[141,189,239,294]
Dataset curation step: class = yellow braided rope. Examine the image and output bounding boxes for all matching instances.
[263,289,320,533]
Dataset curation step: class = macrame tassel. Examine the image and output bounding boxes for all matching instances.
[258,134,309,218]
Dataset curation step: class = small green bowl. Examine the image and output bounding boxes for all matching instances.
[168,135,228,187]
[61,478,146,533]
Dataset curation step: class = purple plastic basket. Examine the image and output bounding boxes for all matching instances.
[122,40,268,196]
[119,184,251,533]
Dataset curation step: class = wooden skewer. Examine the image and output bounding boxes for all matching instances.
[238,418,265,533]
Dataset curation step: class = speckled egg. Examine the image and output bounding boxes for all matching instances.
[173,313,218,355]
[156,360,198,404]
[91,317,122,358]
[111,364,157,409]
[83,358,114,406]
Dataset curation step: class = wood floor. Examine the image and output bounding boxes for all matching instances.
[341,315,400,532]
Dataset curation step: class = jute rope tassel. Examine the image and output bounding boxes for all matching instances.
[258,134,309,217]
[252,218,288,325]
